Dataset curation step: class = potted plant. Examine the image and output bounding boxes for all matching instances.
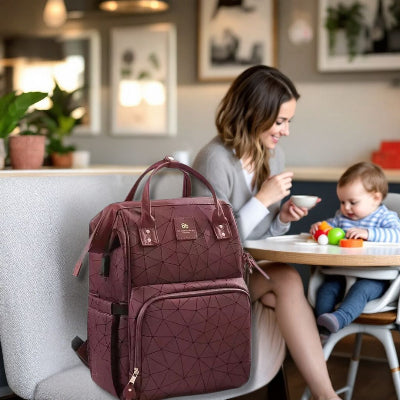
[325,1,365,61]
[0,91,48,169]
[29,81,83,168]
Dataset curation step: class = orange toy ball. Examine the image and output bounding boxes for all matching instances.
[318,221,332,231]
[339,239,364,248]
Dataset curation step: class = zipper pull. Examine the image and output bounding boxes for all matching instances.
[242,251,254,274]
[243,251,270,280]
[122,368,139,400]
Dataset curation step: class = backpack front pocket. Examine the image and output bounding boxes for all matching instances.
[126,278,251,400]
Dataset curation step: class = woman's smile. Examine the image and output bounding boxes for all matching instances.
[260,98,297,150]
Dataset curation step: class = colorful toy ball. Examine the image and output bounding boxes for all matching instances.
[318,221,332,232]
[327,228,346,245]
[313,221,333,243]
[313,229,326,241]
[317,234,329,245]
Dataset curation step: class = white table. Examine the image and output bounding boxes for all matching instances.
[245,234,400,268]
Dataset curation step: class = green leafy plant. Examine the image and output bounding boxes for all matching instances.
[325,1,365,61]
[28,81,83,155]
[0,91,47,139]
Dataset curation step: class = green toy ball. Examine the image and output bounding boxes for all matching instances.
[327,228,345,245]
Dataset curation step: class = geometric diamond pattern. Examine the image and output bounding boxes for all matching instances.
[86,195,251,399]
[129,278,251,399]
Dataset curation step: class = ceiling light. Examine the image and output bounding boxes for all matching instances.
[43,0,67,28]
[98,0,169,13]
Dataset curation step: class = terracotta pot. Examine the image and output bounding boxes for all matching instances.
[51,152,73,168]
[9,135,45,169]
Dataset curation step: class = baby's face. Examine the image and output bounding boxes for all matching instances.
[337,179,382,220]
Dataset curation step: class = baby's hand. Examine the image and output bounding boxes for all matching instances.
[346,228,368,240]
[310,222,322,235]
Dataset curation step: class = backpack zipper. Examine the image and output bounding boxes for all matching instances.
[122,368,139,400]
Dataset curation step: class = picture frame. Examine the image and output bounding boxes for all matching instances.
[318,0,400,72]
[60,30,101,135]
[198,0,277,81]
[110,24,177,136]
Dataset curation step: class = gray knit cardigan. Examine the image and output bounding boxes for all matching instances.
[192,136,290,241]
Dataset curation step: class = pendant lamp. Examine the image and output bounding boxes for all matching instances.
[98,0,169,13]
[43,0,67,28]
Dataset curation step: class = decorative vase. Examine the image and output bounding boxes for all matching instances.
[9,135,45,169]
[51,152,73,168]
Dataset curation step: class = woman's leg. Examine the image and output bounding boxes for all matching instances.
[249,261,339,400]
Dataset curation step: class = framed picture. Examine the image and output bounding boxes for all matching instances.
[198,0,277,81]
[60,30,101,135]
[110,24,177,136]
[318,0,400,72]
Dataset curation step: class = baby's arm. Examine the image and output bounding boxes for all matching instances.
[363,211,400,242]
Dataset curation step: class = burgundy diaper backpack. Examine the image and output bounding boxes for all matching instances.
[73,157,267,400]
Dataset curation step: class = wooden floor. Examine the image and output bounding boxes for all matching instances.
[2,333,400,400]
[237,332,400,400]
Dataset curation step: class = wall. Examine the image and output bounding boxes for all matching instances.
[0,0,399,167]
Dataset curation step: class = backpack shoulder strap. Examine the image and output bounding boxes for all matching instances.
[73,203,123,277]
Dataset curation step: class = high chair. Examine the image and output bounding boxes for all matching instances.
[302,192,400,400]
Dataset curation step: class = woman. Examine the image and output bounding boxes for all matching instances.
[193,65,340,400]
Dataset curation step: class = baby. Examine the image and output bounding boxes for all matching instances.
[310,161,400,336]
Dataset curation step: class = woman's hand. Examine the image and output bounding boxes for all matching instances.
[346,227,369,240]
[255,171,294,208]
[279,199,309,223]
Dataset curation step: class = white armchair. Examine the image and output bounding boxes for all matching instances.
[0,169,287,400]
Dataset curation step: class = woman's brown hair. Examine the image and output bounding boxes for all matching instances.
[215,65,300,190]
[338,161,388,199]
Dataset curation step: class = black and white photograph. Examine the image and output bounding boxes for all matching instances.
[198,0,276,81]
[319,0,400,71]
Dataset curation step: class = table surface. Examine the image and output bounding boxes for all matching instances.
[245,234,400,267]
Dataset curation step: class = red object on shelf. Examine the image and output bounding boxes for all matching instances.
[371,141,400,169]
[381,141,400,152]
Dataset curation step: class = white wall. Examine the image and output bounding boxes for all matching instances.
[282,81,400,167]
[149,80,400,168]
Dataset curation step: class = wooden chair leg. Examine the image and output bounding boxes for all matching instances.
[267,367,290,400]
